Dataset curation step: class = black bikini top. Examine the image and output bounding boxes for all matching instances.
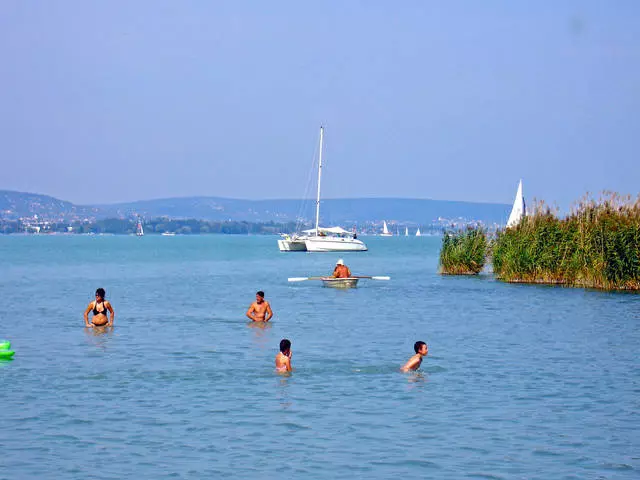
[93,301,107,315]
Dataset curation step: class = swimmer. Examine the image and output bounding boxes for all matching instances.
[275,338,292,372]
[83,288,115,328]
[400,341,428,372]
[246,291,273,322]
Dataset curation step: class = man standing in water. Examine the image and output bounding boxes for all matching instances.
[83,288,115,328]
[246,291,273,322]
[401,341,428,372]
[332,259,351,278]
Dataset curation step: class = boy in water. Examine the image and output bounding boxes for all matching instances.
[246,291,273,322]
[401,341,428,372]
[275,338,292,372]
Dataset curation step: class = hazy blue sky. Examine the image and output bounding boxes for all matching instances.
[0,1,638,208]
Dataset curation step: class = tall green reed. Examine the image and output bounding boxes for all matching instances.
[439,227,488,275]
[492,193,640,290]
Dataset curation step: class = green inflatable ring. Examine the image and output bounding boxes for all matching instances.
[0,350,15,359]
[0,340,10,350]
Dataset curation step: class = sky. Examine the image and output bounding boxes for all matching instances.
[0,1,638,209]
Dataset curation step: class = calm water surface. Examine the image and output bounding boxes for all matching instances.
[0,235,638,479]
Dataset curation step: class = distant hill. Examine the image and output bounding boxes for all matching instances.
[0,190,510,225]
[0,190,99,220]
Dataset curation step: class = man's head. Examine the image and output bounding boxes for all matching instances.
[280,338,291,354]
[95,288,106,300]
[256,291,264,303]
[336,259,344,266]
[414,341,428,356]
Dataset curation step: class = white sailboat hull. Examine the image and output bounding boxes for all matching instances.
[304,237,368,252]
[277,238,307,251]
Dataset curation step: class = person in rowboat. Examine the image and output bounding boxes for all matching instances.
[83,288,115,328]
[275,338,292,372]
[332,259,351,278]
[246,291,273,322]
[401,341,428,372]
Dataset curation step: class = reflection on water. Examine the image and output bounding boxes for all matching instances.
[276,373,293,409]
[246,321,273,330]
[405,371,427,388]
[247,321,273,350]
[84,326,114,350]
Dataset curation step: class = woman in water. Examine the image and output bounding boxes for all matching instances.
[275,339,292,372]
[83,288,115,328]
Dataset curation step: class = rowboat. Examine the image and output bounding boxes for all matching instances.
[320,277,359,288]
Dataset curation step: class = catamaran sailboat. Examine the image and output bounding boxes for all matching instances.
[380,221,392,236]
[506,179,526,228]
[277,127,367,252]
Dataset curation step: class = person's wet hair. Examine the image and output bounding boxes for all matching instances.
[414,341,427,353]
[257,291,265,298]
[280,338,291,353]
[95,288,106,298]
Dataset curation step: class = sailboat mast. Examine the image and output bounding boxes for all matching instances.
[314,126,324,235]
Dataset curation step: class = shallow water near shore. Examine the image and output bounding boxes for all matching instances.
[0,235,638,479]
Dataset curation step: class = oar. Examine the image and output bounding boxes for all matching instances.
[288,275,391,282]
[352,275,391,280]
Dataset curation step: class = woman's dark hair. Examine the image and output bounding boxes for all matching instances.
[280,338,291,353]
[414,341,427,353]
[95,288,106,298]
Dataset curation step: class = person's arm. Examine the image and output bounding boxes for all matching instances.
[84,302,94,328]
[246,304,255,320]
[285,353,292,372]
[265,302,273,322]
[333,267,339,278]
[400,355,420,372]
[106,301,115,326]
[346,267,352,277]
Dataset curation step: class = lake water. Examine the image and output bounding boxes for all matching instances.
[0,235,638,479]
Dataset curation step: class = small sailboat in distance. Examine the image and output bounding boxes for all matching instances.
[405,227,409,237]
[381,221,393,236]
[415,228,421,237]
[506,179,526,228]
[136,217,144,237]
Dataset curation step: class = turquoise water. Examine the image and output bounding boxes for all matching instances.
[0,235,638,479]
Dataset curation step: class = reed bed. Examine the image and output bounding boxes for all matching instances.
[439,227,488,275]
[492,193,640,290]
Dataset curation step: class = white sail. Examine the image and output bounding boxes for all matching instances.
[381,221,392,236]
[506,179,526,228]
[415,228,421,236]
[405,227,408,236]
[136,218,144,236]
